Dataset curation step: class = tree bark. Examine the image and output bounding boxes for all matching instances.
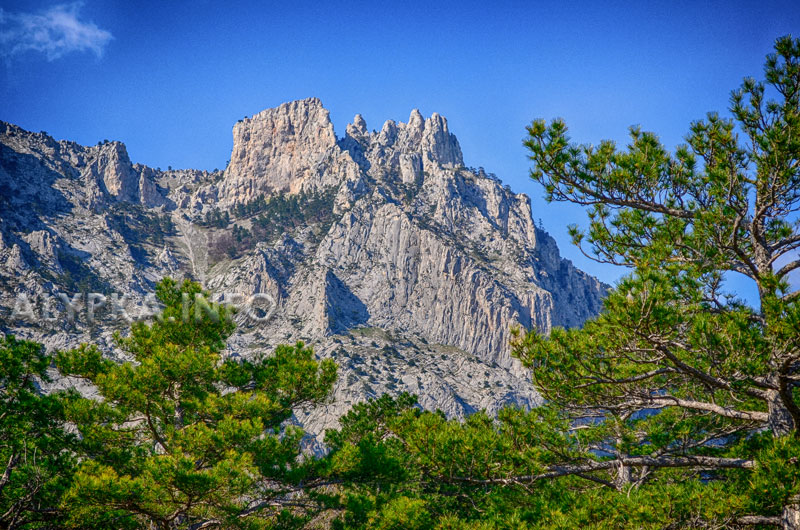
[0,453,17,497]
[614,460,631,491]
[768,389,796,437]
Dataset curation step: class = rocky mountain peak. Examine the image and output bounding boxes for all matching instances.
[347,113,368,138]
[218,100,465,206]
[88,140,139,202]
[219,97,341,205]
[421,112,462,167]
[0,122,167,213]
[408,108,424,131]
[342,106,463,171]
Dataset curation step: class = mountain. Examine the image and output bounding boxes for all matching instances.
[0,98,606,447]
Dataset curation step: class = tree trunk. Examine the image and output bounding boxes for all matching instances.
[614,461,631,491]
[768,390,796,437]
[0,453,17,497]
[783,496,800,530]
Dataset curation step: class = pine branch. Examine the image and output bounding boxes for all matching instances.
[446,456,755,486]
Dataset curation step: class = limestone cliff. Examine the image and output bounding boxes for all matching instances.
[0,99,606,445]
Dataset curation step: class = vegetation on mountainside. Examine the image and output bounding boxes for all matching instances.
[106,203,176,248]
[205,189,336,262]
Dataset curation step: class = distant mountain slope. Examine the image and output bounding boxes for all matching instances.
[0,99,606,446]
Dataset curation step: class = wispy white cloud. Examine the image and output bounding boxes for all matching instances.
[0,2,112,61]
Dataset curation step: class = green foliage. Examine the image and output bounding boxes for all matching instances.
[201,207,230,229]
[741,434,800,514]
[0,335,76,529]
[322,393,800,529]
[106,203,176,248]
[368,496,432,530]
[324,394,575,529]
[51,250,110,294]
[207,189,336,261]
[56,277,337,529]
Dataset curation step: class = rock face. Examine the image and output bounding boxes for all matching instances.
[0,99,607,447]
[220,98,362,204]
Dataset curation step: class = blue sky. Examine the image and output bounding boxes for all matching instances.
[1,0,798,297]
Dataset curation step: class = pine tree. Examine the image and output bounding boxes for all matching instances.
[509,35,800,527]
[0,336,76,529]
[57,278,337,529]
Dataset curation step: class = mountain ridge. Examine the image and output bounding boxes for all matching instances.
[0,99,607,446]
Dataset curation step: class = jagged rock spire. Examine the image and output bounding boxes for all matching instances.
[218,99,465,206]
